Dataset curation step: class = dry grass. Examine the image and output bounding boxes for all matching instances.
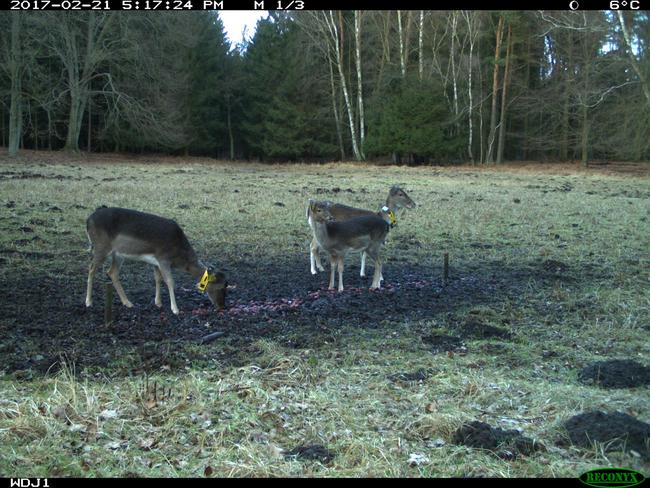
[0,152,649,477]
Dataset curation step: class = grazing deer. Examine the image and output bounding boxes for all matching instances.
[85,207,226,315]
[307,186,416,277]
[309,200,392,291]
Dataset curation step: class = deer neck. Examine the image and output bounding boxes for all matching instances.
[187,261,207,281]
[312,217,333,246]
[384,197,399,215]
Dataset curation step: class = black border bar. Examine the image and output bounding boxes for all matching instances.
[3,0,646,10]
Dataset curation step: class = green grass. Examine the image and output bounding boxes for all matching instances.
[0,154,649,477]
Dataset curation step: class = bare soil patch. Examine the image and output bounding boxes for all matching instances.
[453,421,546,460]
[0,255,562,376]
[578,360,650,388]
[563,411,650,459]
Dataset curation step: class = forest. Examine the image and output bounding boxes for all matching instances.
[1,10,649,164]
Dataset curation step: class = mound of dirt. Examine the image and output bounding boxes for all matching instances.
[578,359,650,388]
[457,317,511,340]
[422,334,466,354]
[285,444,335,464]
[453,421,545,460]
[563,411,650,458]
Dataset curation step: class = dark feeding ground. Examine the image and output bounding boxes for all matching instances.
[2,254,523,375]
[2,253,648,382]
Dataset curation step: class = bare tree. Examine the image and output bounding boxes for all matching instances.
[617,11,650,109]
[37,12,119,151]
[2,12,25,156]
[462,11,480,162]
[354,10,365,158]
[486,15,505,164]
[496,23,513,164]
[397,11,406,77]
[418,10,424,80]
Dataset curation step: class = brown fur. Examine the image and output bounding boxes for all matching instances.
[85,207,226,314]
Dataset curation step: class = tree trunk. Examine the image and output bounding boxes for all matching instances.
[580,52,591,167]
[464,11,477,163]
[418,10,424,81]
[34,106,38,151]
[326,11,362,161]
[327,49,345,160]
[617,12,650,109]
[486,15,505,164]
[560,30,572,161]
[65,83,87,151]
[523,35,531,161]
[450,12,460,134]
[8,12,23,157]
[87,90,92,152]
[496,24,512,165]
[374,11,391,96]
[227,96,234,160]
[397,11,404,76]
[354,10,365,158]
[47,109,52,150]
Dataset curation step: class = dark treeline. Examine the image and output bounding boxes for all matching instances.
[1,10,648,164]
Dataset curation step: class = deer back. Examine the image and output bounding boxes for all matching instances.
[87,207,197,267]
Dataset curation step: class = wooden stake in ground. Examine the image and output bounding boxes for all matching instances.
[104,283,113,326]
[443,252,449,284]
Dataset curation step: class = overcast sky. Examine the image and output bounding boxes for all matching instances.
[220,11,268,48]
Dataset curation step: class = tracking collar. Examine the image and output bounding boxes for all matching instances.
[382,206,397,228]
[198,269,218,292]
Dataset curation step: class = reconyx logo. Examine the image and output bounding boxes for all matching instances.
[579,468,646,488]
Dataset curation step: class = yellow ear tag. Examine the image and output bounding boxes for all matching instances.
[198,270,213,292]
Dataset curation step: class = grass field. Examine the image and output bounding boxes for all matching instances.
[0,152,649,477]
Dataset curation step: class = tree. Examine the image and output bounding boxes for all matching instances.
[1,12,26,156]
[486,14,505,164]
[365,77,458,162]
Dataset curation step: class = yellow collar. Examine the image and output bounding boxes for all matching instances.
[198,269,217,292]
[382,206,397,227]
[388,209,397,227]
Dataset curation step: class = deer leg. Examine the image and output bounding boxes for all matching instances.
[107,253,133,308]
[85,250,109,307]
[360,252,366,277]
[157,263,179,315]
[310,237,324,274]
[153,267,163,307]
[367,247,382,290]
[371,258,383,290]
[328,255,337,290]
[337,256,345,292]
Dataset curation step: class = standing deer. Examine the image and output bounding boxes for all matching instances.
[309,200,392,292]
[85,207,226,315]
[307,186,416,277]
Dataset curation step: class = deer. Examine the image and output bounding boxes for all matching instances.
[309,200,392,292]
[307,186,416,278]
[84,207,227,315]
